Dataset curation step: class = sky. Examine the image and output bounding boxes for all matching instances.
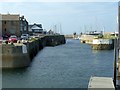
[0,0,119,34]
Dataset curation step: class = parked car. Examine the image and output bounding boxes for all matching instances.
[2,33,10,40]
[21,34,29,40]
[8,35,17,43]
[0,36,3,44]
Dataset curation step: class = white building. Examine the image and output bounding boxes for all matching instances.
[28,23,43,34]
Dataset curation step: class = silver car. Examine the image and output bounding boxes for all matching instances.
[21,34,29,40]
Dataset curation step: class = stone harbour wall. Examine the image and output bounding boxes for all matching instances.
[1,35,66,68]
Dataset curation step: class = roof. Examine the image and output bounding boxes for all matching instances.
[88,76,115,89]
[28,23,43,32]
[29,23,42,28]
[31,25,42,29]
[1,14,20,20]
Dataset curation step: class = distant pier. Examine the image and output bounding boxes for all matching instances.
[80,33,115,50]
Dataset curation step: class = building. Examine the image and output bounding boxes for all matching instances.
[0,14,2,36]
[48,30,54,35]
[28,23,43,34]
[20,15,28,34]
[1,14,28,38]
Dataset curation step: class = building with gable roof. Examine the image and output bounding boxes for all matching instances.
[28,23,43,34]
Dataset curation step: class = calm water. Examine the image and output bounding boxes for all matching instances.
[2,39,114,88]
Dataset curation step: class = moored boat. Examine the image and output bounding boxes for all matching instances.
[91,39,114,50]
[80,31,103,44]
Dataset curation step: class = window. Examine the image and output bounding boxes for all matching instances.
[5,28,6,32]
[4,21,6,24]
[11,21,14,25]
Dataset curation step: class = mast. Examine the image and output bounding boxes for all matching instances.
[102,26,105,35]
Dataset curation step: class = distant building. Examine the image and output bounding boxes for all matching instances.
[28,23,43,34]
[1,14,28,37]
[48,30,54,35]
[42,29,47,34]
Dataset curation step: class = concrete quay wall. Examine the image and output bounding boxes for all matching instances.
[1,35,66,68]
[91,44,114,50]
[1,45,30,68]
[45,35,66,46]
[118,57,120,86]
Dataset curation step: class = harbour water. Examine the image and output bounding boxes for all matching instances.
[2,39,114,88]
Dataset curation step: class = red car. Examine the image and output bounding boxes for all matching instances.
[8,35,17,43]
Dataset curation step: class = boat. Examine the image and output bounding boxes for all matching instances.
[91,38,114,50]
[80,31,103,44]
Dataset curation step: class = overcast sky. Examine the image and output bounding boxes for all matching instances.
[0,0,119,34]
